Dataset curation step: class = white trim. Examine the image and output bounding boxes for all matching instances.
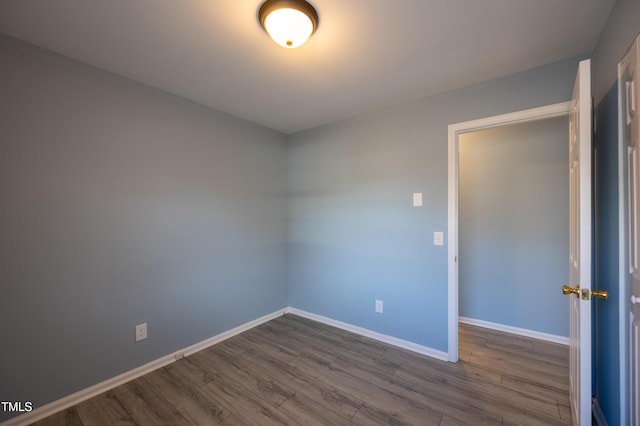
[448,102,572,135]
[447,101,572,363]
[286,307,449,361]
[0,309,287,426]
[459,316,569,345]
[448,125,459,362]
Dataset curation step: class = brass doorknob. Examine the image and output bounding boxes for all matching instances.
[592,289,608,300]
[562,285,580,297]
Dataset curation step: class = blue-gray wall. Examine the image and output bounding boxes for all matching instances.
[0,35,288,422]
[459,118,569,336]
[590,0,640,423]
[592,0,640,104]
[288,57,582,351]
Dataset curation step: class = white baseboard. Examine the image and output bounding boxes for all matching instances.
[0,308,287,426]
[459,316,569,345]
[286,307,449,361]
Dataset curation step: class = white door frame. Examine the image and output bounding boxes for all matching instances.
[447,101,572,362]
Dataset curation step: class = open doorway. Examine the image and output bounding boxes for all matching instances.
[457,117,569,340]
[447,102,572,362]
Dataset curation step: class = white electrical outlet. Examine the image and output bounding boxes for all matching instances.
[375,299,383,313]
[135,323,147,342]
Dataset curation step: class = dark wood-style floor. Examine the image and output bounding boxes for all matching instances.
[31,314,571,425]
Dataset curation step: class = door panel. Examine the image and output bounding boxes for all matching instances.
[567,59,592,426]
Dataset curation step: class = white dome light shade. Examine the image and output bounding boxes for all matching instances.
[264,8,313,48]
[259,0,319,49]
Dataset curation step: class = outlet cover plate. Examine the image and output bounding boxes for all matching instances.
[135,323,147,342]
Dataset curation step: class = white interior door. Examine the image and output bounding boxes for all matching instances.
[566,59,592,426]
[620,36,639,426]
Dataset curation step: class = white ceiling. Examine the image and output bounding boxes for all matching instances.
[0,0,615,134]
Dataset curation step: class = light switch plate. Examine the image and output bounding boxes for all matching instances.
[412,193,423,207]
[434,232,444,246]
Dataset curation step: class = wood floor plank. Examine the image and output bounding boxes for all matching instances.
[284,314,390,358]
[211,336,251,357]
[458,327,490,346]
[484,340,568,368]
[216,414,248,425]
[467,351,569,392]
[235,327,301,361]
[383,346,502,384]
[439,414,500,426]
[392,367,513,425]
[350,403,443,426]
[531,341,570,366]
[502,411,569,426]
[278,392,353,425]
[193,345,295,407]
[394,363,565,425]
[74,391,136,426]
[485,332,535,350]
[110,377,191,425]
[228,331,299,364]
[332,349,400,377]
[236,346,363,419]
[169,356,221,388]
[143,365,230,424]
[463,335,569,388]
[558,402,572,423]
[289,352,445,425]
[331,351,504,425]
[254,319,342,365]
[200,373,298,426]
[500,372,570,406]
[30,407,84,426]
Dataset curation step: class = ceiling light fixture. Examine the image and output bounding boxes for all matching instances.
[258,0,319,49]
